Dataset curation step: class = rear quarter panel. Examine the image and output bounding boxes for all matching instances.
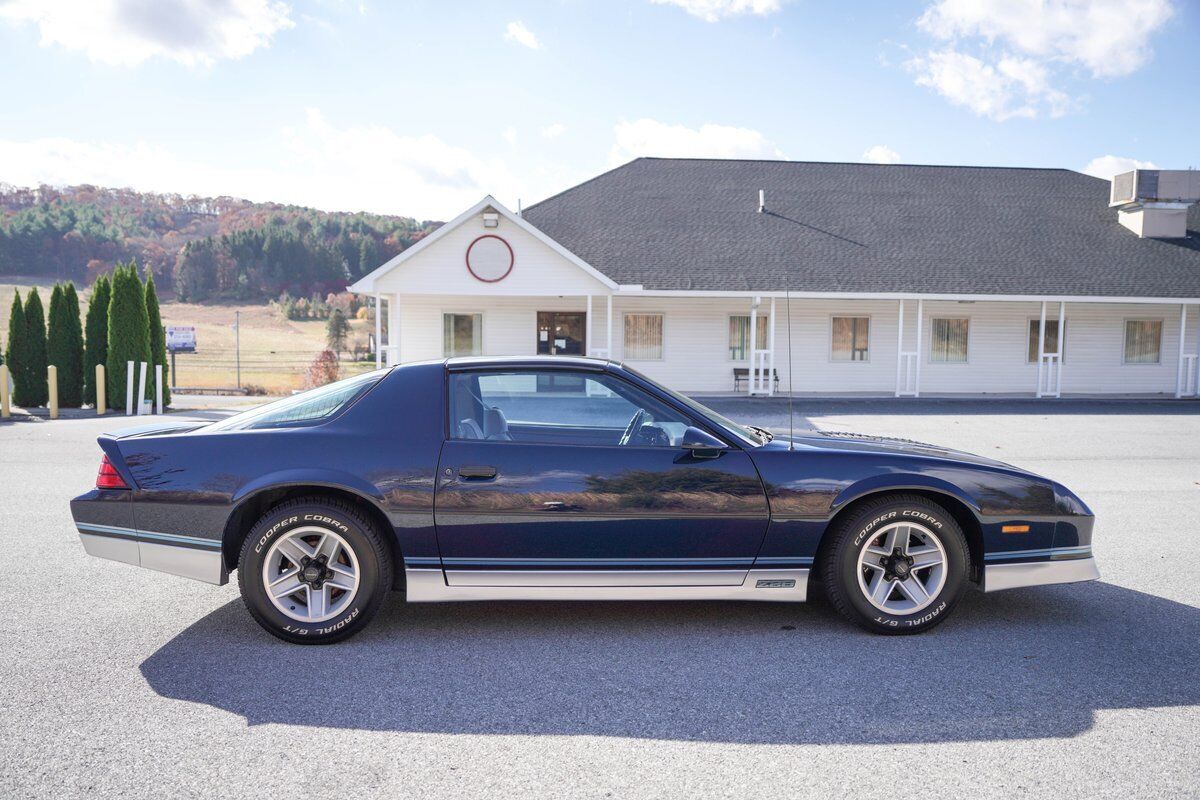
[112,362,446,566]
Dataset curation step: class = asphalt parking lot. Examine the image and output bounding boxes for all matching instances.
[1,398,1198,799]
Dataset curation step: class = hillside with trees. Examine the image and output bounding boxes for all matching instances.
[0,184,439,301]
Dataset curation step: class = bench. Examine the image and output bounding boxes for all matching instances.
[732,368,780,392]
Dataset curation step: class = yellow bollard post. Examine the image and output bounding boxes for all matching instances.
[96,364,106,416]
[48,365,59,420]
[0,364,10,418]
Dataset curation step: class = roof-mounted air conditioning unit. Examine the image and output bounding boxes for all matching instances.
[1109,169,1200,239]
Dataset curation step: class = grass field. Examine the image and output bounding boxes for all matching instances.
[2,281,375,395]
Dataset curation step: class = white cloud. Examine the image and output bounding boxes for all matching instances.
[540,123,568,139]
[502,126,518,145]
[907,48,1071,120]
[861,145,901,164]
[610,118,783,164]
[504,20,540,50]
[650,0,782,22]
[1082,154,1159,180]
[918,0,1174,78]
[0,109,527,219]
[909,0,1172,119]
[0,0,293,67]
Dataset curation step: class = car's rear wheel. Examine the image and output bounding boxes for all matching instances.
[237,497,392,644]
[821,494,968,635]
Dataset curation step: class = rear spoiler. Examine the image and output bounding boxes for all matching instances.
[96,434,138,490]
[95,421,208,490]
[105,420,207,439]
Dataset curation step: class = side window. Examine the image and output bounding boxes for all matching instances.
[449,370,691,447]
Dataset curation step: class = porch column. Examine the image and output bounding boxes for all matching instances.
[1056,301,1065,396]
[913,299,923,398]
[387,294,401,365]
[606,295,613,358]
[1195,304,1200,395]
[586,295,593,357]
[748,297,759,394]
[1036,301,1047,396]
[1036,301,1065,398]
[894,299,905,397]
[1176,304,1199,398]
[767,297,777,397]
[374,293,382,368]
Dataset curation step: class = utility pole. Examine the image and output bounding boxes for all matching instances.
[234,310,241,389]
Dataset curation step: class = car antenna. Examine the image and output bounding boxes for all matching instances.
[785,277,795,451]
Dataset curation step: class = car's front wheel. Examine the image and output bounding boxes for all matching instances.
[821,494,969,635]
[237,497,393,644]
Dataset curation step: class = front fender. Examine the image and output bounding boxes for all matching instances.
[830,472,983,516]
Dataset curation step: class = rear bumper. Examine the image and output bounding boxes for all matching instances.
[983,555,1099,592]
[72,490,228,585]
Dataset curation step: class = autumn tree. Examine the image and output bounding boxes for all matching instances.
[303,350,340,389]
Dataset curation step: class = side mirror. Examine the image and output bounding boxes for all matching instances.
[681,426,727,458]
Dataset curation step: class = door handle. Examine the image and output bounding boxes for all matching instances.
[458,465,497,479]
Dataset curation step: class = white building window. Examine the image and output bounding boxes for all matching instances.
[624,313,663,360]
[930,318,969,363]
[1027,319,1065,363]
[1124,320,1162,364]
[443,313,482,357]
[831,316,870,361]
[728,315,768,360]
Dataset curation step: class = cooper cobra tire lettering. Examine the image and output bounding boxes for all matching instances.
[852,511,897,548]
[303,514,349,533]
[254,516,299,554]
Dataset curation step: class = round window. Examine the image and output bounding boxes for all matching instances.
[466,235,514,282]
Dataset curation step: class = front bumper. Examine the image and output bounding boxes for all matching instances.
[983,555,1100,592]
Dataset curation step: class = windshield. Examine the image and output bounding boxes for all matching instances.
[204,369,386,432]
[618,365,764,447]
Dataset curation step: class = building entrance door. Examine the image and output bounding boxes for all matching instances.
[537,312,586,355]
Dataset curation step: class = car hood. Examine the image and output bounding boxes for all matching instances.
[767,428,1027,472]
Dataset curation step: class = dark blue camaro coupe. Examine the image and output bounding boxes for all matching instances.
[71,356,1098,642]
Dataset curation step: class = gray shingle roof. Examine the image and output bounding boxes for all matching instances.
[521,158,1200,298]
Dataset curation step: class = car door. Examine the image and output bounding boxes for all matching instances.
[434,366,771,588]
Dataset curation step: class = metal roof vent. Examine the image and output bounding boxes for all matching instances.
[1110,169,1200,239]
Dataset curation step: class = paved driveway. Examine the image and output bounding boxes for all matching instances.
[1,399,1198,798]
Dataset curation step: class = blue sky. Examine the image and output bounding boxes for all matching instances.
[0,0,1195,219]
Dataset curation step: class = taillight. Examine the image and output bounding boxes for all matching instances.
[96,455,129,490]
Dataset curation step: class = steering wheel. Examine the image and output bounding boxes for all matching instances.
[618,409,647,446]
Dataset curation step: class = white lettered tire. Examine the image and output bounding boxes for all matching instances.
[821,494,969,635]
[237,497,393,644]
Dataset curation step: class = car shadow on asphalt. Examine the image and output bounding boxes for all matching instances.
[140,581,1199,744]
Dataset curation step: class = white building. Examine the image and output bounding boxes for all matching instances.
[350,159,1200,398]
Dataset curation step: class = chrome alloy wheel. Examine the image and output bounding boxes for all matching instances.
[856,521,948,614]
[261,526,361,623]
